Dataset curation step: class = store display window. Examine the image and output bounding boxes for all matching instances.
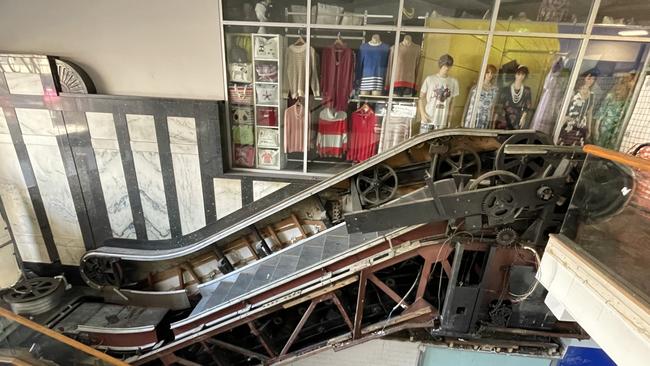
[496,0,594,34]
[304,29,394,173]
[403,0,494,30]
[480,36,582,134]
[221,0,307,23]
[224,25,306,172]
[220,1,650,176]
[554,40,648,148]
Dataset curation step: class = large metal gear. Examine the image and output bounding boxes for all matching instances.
[482,189,520,224]
[2,277,65,315]
[496,228,518,246]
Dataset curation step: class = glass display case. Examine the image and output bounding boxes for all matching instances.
[219,0,650,176]
[560,144,650,306]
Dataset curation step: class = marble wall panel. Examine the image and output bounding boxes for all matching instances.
[86,112,136,239]
[253,180,290,201]
[214,178,242,219]
[4,72,44,95]
[0,126,49,263]
[126,114,170,240]
[15,109,84,263]
[16,108,85,265]
[168,116,204,234]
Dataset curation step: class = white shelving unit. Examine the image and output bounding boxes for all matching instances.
[252,33,285,170]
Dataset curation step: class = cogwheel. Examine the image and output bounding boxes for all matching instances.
[482,188,519,224]
[496,228,518,246]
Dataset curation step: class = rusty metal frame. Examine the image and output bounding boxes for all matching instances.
[132,233,489,366]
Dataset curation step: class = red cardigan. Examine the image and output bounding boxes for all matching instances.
[320,44,355,112]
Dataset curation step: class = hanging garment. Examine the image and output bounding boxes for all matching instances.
[285,44,320,99]
[381,115,411,151]
[420,74,459,131]
[284,103,305,153]
[385,42,421,91]
[357,42,391,92]
[463,84,499,129]
[348,107,378,162]
[531,58,567,135]
[316,108,347,158]
[321,44,355,111]
[496,84,532,130]
[557,91,594,146]
[595,93,627,149]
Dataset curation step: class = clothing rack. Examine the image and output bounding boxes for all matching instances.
[284,8,394,20]
[286,34,366,41]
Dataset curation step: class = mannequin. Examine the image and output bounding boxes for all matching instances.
[255,0,272,33]
[496,65,532,129]
[386,35,421,97]
[358,34,390,96]
[594,77,631,148]
[463,64,499,129]
[558,68,599,146]
[418,54,459,133]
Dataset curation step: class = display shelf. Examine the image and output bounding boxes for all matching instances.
[251,33,285,170]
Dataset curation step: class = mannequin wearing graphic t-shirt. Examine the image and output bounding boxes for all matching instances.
[418,54,459,133]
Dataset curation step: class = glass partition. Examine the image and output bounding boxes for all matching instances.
[224,25,307,172]
[496,0,594,34]
[561,146,650,305]
[219,0,650,176]
[310,1,399,26]
[554,40,648,147]
[403,0,495,30]
[482,36,581,133]
[221,0,308,23]
[306,29,395,174]
[592,0,650,38]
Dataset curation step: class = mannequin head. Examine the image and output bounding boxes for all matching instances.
[514,65,529,85]
[577,68,600,90]
[438,54,454,77]
[484,64,497,84]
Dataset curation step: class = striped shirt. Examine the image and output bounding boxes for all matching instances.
[317,108,347,158]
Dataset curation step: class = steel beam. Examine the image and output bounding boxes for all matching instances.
[352,270,368,340]
[280,299,318,355]
[248,322,277,357]
[205,338,269,362]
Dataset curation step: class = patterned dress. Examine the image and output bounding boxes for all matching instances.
[463,84,499,129]
[595,94,627,149]
[497,85,532,130]
[557,91,593,146]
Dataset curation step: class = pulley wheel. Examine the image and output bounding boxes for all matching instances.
[355,163,399,206]
[3,277,64,315]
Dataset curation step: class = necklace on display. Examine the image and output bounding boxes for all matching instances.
[511,84,523,104]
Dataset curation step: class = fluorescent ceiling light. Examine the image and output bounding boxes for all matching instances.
[618,29,649,36]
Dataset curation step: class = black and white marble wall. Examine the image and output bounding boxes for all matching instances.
[15,108,85,265]
[126,114,171,240]
[86,112,136,239]
[0,107,49,263]
[0,54,307,270]
[168,116,205,234]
